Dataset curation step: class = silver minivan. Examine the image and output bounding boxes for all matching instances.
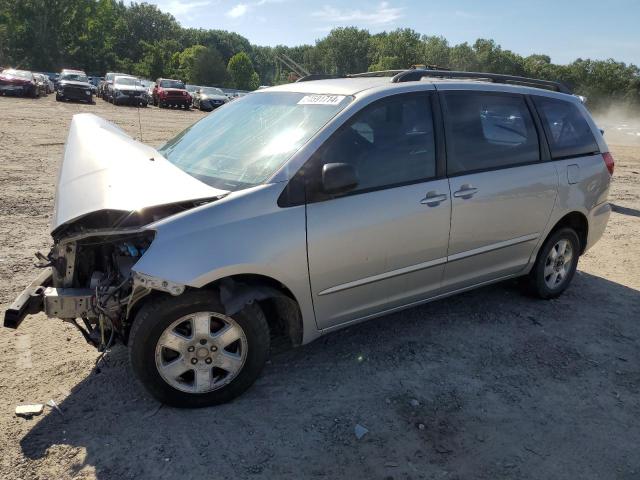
[5,70,613,407]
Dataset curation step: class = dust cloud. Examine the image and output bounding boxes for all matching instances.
[592,102,640,146]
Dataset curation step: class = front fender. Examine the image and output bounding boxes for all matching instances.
[132,183,319,341]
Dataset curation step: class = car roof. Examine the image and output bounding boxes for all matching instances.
[2,69,31,74]
[262,76,575,101]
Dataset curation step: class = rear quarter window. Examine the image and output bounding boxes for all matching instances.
[533,97,599,159]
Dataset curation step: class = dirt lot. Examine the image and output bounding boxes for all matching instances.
[0,94,639,480]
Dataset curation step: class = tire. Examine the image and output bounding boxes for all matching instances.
[129,290,270,407]
[55,94,61,102]
[526,227,580,299]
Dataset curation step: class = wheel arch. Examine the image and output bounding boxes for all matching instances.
[547,211,589,254]
[205,273,304,350]
[126,273,304,350]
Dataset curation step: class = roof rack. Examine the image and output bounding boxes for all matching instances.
[297,65,450,82]
[391,69,572,94]
[296,74,342,82]
[347,70,406,78]
[297,71,403,82]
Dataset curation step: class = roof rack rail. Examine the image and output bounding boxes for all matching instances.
[391,69,572,94]
[347,70,406,78]
[296,74,342,82]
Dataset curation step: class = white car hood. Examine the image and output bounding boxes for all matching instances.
[52,113,228,232]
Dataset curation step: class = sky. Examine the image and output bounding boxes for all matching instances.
[149,0,640,66]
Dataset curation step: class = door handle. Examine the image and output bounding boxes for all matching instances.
[420,191,448,206]
[453,184,478,199]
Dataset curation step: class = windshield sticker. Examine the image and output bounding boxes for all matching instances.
[298,94,345,105]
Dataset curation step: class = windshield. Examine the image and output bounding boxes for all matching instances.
[116,77,138,86]
[160,92,351,190]
[61,73,88,82]
[160,80,185,89]
[202,87,224,95]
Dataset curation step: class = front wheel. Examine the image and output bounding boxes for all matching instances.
[129,290,270,407]
[526,228,580,299]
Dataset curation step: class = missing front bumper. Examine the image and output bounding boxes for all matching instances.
[3,268,52,328]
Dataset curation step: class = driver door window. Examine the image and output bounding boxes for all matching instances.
[310,93,437,197]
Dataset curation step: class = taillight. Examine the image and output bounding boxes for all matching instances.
[602,152,615,175]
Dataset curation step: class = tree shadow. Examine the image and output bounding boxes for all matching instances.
[18,271,640,479]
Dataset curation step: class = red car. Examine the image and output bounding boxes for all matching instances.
[153,78,192,109]
[0,69,39,97]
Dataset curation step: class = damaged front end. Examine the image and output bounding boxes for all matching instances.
[4,113,227,350]
[5,228,180,350]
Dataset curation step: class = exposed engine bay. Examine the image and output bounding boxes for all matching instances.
[26,202,211,350]
[31,228,152,350]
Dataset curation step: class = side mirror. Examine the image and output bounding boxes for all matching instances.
[322,163,358,195]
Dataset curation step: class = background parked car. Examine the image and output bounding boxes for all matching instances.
[192,86,228,111]
[152,78,191,109]
[33,73,47,97]
[99,72,127,100]
[49,73,60,89]
[139,79,153,104]
[36,72,55,93]
[110,75,148,107]
[56,69,94,104]
[44,75,54,94]
[0,69,39,97]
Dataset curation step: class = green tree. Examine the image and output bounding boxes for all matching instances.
[175,44,227,85]
[316,27,371,75]
[422,36,450,68]
[370,28,422,70]
[133,39,181,80]
[227,52,259,90]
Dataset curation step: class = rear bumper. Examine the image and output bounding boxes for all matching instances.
[585,201,611,252]
[3,268,52,329]
[0,84,30,95]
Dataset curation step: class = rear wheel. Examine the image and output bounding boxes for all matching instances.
[129,290,270,407]
[527,227,580,299]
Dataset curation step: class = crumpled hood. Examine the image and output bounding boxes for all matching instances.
[52,113,228,232]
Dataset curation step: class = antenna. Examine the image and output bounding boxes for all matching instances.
[275,53,310,79]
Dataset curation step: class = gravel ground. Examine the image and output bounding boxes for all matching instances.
[0,94,639,480]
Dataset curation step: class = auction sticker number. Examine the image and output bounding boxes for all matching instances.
[298,94,345,105]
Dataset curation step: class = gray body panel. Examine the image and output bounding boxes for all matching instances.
[443,163,558,290]
[307,179,451,328]
[49,78,612,347]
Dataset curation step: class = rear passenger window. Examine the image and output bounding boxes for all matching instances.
[533,97,599,159]
[442,92,540,175]
[318,93,436,192]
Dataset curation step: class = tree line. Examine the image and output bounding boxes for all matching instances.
[1,0,638,110]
